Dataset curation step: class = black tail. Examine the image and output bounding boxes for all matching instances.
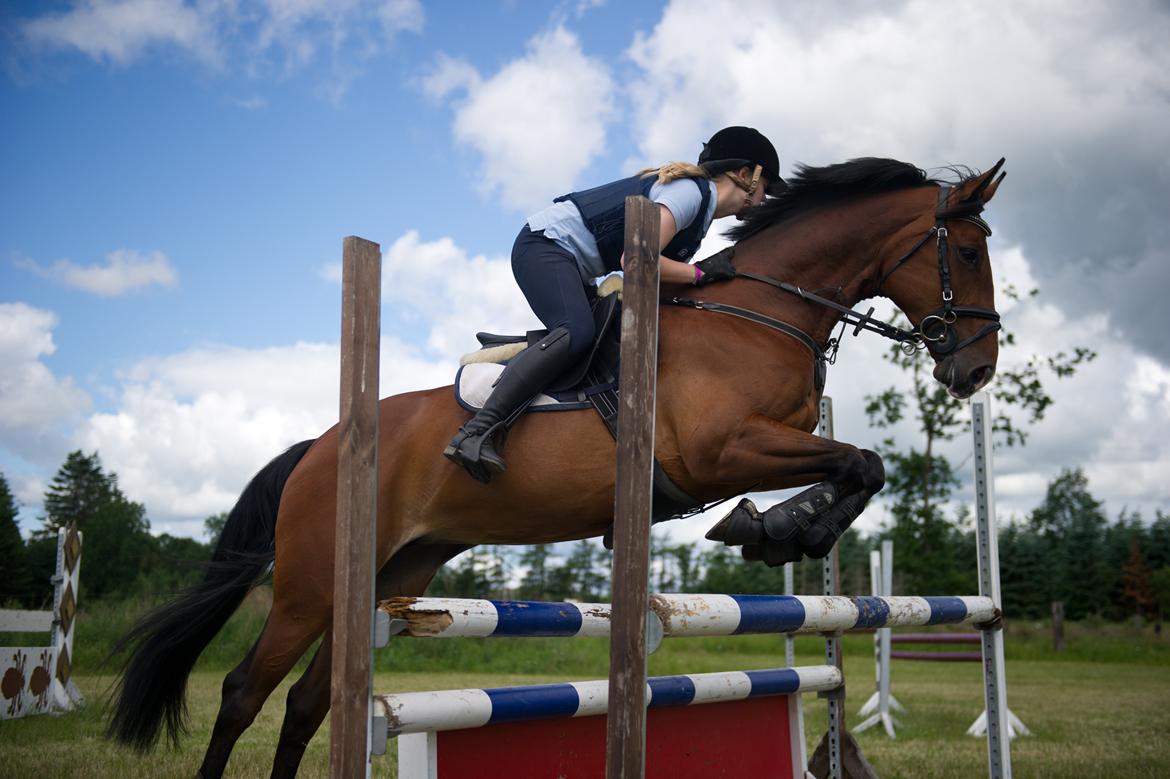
[106,439,315,751]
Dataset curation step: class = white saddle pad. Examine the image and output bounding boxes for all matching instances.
[454,363,591,413]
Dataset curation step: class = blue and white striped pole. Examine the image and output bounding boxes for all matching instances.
[376,594,998,642]
[375,665,842,737]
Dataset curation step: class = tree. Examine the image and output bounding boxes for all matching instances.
[564,540,607,601]
[1029,468,1109,619]
[517,544,554,600]
[1120,540,1156,620]
[1147,511,1170,572]
[865,285,1095,596]
[1151,567,1170,632]
[204,512,229,548]
[41,451,116,534]
[35,450,154,600]
[0,472,31,606]
[998,521,1049,619]
[428,547,508,599]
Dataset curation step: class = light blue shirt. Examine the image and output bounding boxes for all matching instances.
[527,177,718,282]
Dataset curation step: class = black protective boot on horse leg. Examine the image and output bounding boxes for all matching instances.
[444,327,574,483]
[706,450,883,566]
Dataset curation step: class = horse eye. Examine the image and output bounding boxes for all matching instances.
[958,247,980,267]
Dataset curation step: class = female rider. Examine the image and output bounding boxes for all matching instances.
[444,125,785,483]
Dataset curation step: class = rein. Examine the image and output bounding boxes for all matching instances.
[667,184,1002,361]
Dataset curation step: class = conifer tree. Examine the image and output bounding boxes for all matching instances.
[36,450,152,599]
[1029,468,1108,619]
[0,472,31,605]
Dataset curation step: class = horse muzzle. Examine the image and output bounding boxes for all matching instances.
[934,356,995,399]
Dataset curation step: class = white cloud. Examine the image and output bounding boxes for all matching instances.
[17,0,424,96]
[0,303,91,461]
[623,0,1170,362]
[421,52,480,101]
[424,26,616,212]
[18,249,179,296]
[626,0,1170,167]
[323,230,537,362]
[20,0,221,67]
[72,334,452,534]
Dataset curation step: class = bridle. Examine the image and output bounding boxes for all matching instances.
[667,183,1001,362]
[870,184,1002,356]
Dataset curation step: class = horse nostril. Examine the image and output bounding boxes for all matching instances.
[969,365,994,390]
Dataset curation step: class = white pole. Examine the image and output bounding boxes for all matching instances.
[855,542,901,737]
[970,392,1013,779]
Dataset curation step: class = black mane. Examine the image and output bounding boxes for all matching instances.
[726,157,937,242]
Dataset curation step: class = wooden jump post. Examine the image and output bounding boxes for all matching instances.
[606,195,661,778]
[329,236,381,779]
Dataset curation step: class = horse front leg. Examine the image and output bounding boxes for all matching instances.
[696,416,885,566]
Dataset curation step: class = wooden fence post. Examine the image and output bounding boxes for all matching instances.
[606,196,660,779]
[330,236,381,779]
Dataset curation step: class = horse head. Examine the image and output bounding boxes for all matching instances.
[876,159,1006,398]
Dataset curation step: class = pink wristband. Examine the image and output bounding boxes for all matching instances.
[693,264,704,285]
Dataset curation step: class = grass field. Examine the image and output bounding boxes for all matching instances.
[4,633,1170,778]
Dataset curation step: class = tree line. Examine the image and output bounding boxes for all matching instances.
[3,451,1165,627]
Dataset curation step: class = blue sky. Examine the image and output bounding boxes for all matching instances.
[3,0,1169,543]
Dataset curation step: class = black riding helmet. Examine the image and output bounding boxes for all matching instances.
[697,126,787,196]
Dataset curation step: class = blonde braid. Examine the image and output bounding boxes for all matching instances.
[636,162,711,185]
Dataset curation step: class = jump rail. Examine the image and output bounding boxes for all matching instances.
[375,594,997,643]
[377,665,841,736]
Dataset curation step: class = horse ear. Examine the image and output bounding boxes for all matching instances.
[979,171,1006,203]
[961,158,1006,202]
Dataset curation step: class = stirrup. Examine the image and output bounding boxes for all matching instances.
[443,425,506,483]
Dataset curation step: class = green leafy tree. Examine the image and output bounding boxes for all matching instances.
[662,543,699,593]
[428,547,508,598]
[0,472,31,606]
[699,545,789,595]
[204,511,229,548]
[564,540,607,601]
[517,544,554,600]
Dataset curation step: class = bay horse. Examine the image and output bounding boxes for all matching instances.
[108,157,1005,778]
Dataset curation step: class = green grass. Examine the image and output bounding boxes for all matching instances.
[5,639,1170,777]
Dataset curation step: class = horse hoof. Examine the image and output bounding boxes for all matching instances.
[705,498,764,544]
[742,540,803,567]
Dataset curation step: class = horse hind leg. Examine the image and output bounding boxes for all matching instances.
[267,540,470,779]
[197,603,329,779]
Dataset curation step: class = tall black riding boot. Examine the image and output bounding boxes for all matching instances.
[444,327,574,483]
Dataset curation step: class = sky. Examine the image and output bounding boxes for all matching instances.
[2,0,1169,551]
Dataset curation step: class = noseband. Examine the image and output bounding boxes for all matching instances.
[873,185,1001,356]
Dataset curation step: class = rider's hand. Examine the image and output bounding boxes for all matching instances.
[693,250,736,286]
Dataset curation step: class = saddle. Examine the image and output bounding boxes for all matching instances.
[457,279,704,534]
